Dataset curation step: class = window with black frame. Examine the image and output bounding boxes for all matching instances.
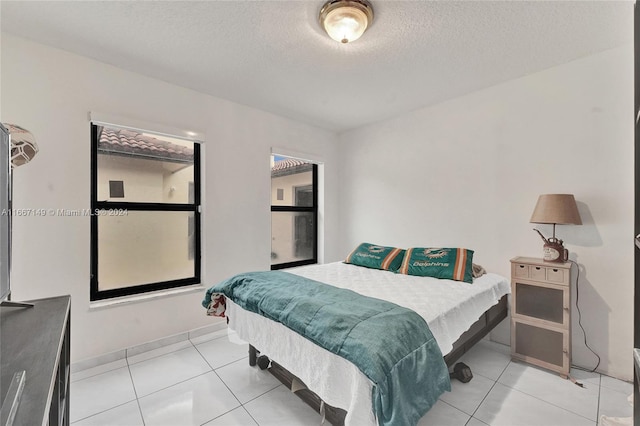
[90,124,201,301]
[270,155,317,270]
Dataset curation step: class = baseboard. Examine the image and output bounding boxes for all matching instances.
[72,319,227,373]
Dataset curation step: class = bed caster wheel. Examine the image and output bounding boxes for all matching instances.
[450,362,473,383]
[257,355,270,370]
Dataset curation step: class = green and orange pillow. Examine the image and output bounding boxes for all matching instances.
[345,243,475,283]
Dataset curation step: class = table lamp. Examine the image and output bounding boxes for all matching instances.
[530,194,582,262]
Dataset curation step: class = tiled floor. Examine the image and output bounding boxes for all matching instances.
[70,330,633,426]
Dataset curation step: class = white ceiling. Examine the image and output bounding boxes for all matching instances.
[0,1,633,132]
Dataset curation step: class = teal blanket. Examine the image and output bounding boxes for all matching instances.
[203,271,451,426]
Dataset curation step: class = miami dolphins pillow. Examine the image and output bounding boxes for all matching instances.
[398,247,474,283]
[344,243,406,272]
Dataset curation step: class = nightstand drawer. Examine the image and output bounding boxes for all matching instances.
[546,267,566,284]
[513,263,529,278]
[524,265,569,286]
[530,265,546,280]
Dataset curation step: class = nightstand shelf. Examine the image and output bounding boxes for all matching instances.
[510,257,572,377]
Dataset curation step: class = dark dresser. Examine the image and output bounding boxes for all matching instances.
[1,296,71,425]
[635,348,639,425]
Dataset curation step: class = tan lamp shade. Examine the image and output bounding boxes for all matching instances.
[530,194,582,225]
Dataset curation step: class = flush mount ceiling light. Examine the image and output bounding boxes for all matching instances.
[319,0,373,44]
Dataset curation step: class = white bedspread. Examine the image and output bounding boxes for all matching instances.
[226,262,510,425]
[288,262,511,355]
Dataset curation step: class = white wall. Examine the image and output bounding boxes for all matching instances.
[1,34,340,362]
[337,45,634,380]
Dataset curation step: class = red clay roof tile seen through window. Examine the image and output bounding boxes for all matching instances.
[98,127,194,162]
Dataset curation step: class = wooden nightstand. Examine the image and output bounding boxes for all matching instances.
[510,257,572,378]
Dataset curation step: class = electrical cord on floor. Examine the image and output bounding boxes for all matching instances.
[568,259,601,374]
[568,375,584,388]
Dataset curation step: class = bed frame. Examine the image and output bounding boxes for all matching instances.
[247,294,508,425]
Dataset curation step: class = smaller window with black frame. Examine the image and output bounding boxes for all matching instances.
[90,124,201,301]
[270,155,317,270]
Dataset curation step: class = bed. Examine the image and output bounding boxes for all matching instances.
[205,261,510,425]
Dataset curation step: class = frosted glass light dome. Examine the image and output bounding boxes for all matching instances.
[320,0,373,44]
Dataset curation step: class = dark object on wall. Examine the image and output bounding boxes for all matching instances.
[271,162,318,270]
[90,123,202,302]
[450,362,473,383]
[109,180,124,198]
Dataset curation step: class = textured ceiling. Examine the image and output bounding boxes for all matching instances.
[0,1,633,132]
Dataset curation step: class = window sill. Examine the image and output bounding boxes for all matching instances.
[89,284,205,310]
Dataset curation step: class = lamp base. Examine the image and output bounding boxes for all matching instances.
[543,239,568,262]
